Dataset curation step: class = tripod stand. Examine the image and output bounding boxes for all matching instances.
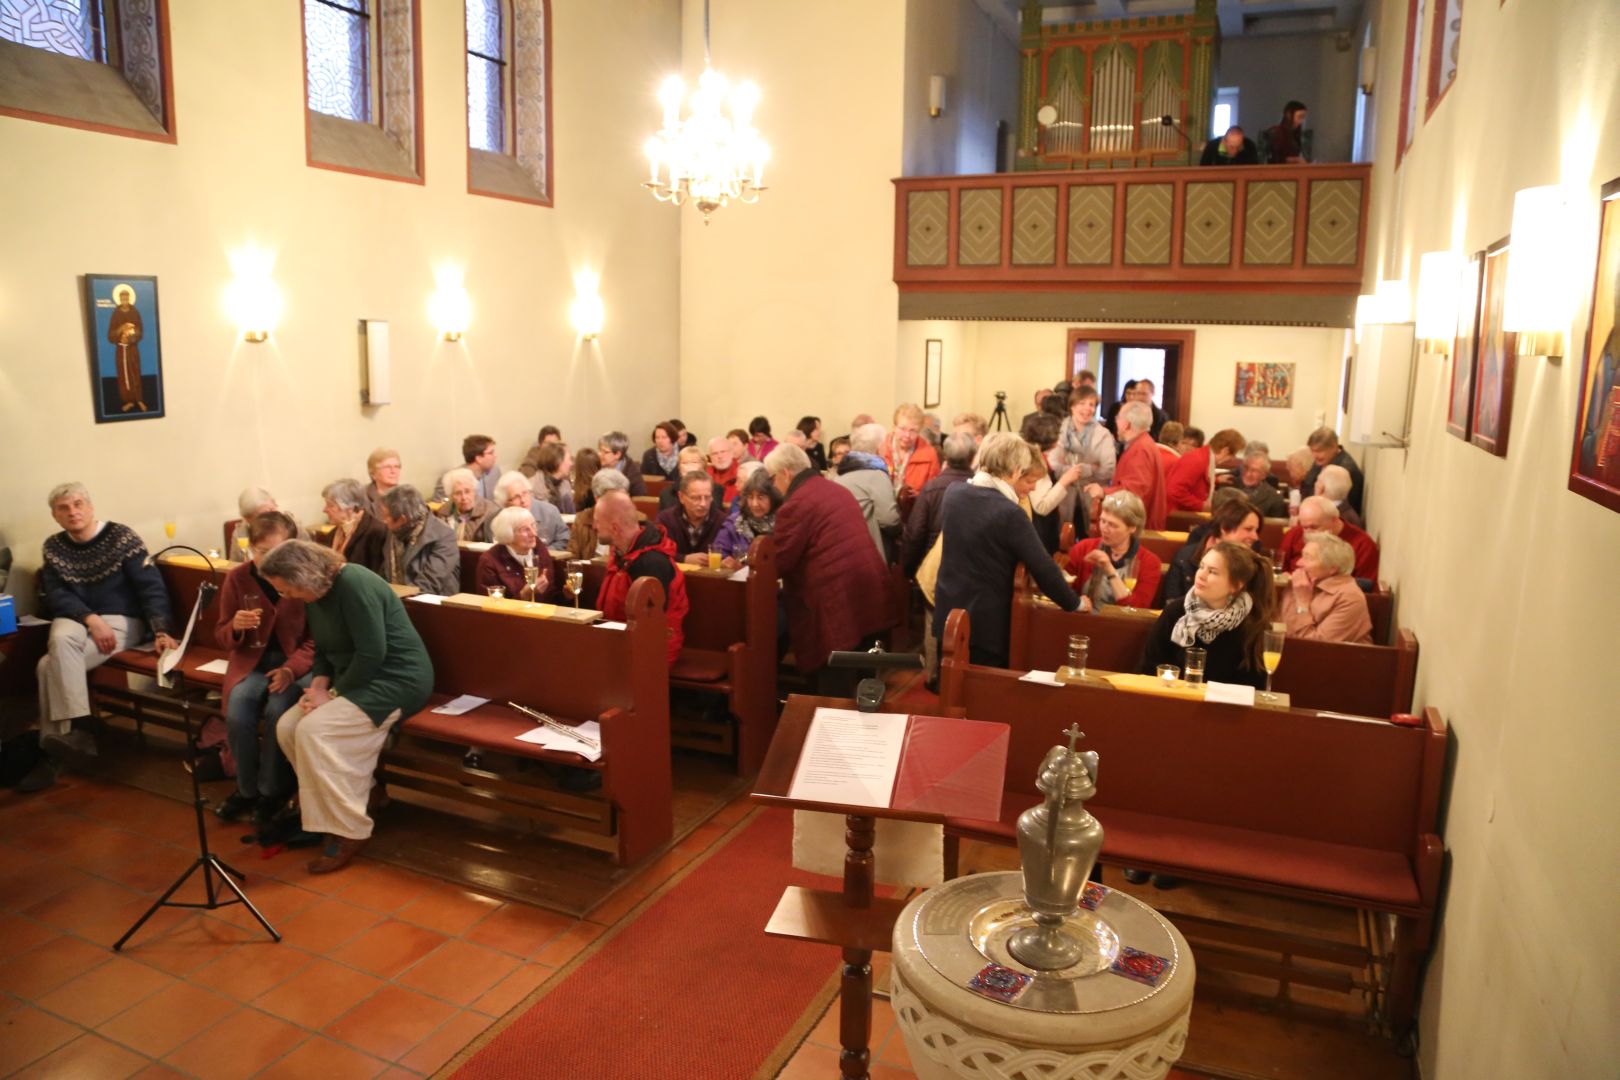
[114,680,279,950]
[990,391,1013,431]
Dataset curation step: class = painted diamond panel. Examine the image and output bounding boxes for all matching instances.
[908,191,949,267]
[1181,182,1233,265]
[958,189,1004,267]
[1011,187,1057,266]
[1123,184,1173,266]
[305,0,369,122]
[1244,181,1297,265]
[0,0,95,60]
[1066,186,1113,265]
[1306,179,1362,266]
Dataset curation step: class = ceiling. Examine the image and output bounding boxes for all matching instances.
[985,0,1366,38]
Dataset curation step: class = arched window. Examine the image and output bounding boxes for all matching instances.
[304,0,371,123]
[466,0,506,153]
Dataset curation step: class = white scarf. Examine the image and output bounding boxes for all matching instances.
[1170,588,1253,647]
[969,471,1019,504]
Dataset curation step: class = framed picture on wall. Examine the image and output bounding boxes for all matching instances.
[1425,0,1462,119]
[1233,362,1294,408]
[1569,177,1620,513]
[924,339,943,409]
[1470,238,1516,455]
[83,274,165,424]
[1447,250,1484,441]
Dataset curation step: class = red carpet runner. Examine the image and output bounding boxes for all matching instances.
[453,808,837,1080]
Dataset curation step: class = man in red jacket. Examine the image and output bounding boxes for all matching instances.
[1277,496,1379,580]
[765,444,894,694]
[1083,402,1167,530]
[1166,427,1246,511]
[595,492,688,665]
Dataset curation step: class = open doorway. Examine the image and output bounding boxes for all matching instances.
[1066,328,1196,422]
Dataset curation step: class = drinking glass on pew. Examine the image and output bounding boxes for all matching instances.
[239,590,266,649]
[522,564,541,603]
[1184,647,1207,686]
[164,518,176,540]
[1056,634,1090,685]
[707,546,723,571]
[1261,623,1285,701]
[236,536,249,559]
[486,586,505,599]
[565,560,589,609]
[1157,663,1180,685]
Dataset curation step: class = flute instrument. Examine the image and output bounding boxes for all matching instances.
[507,701,602,751]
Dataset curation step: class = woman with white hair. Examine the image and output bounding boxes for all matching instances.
[260,541,433,873]
[364,447,403,516]
[476,506,552,600]
[436,467,498,543]
[1314,463,1363,528]
[933,433,1080,667]
[316,478,388,575]
[228,486,279,563]
[1283,531,1372,643]
[493,470,570,549]
[834,422,901,557]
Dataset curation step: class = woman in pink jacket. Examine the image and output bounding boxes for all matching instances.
[1282,531,1372,643]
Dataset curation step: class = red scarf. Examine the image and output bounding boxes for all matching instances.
[598,525,688,665]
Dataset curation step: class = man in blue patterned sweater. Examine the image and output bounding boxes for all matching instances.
[33,483,176,772]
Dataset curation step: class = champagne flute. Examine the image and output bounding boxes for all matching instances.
[1121,574,1137,598]
[566,560,587,609]
[522,564,540,604]
[163,517,176,540]
[240,589,266,650]
[236,536,250,560]
[1262,623,1285,699]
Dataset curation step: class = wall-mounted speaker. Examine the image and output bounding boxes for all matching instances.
[361,319,390,406]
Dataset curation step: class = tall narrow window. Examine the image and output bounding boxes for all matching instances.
[1,0,101,60]
[0,0,172,140]
[466,0,505,152]
[305,0,370,122]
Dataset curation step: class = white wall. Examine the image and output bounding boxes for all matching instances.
[0,0,682,605]
[677,0,907,441]
[901,0,1020,177]
[1351,1,1620,1076]
[1217,30,1359,163]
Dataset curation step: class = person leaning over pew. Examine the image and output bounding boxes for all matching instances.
[477,506,553,601]
[435,467,499,543]
[1277,496,1379,581]
[1283,532,1373,644]
[261,541,433,873]
[766,443,894,695]
[29,483,177,783]
[377,485,460,596]
[932,433,1081,669]
[1162,492,1263,602]
[1141,540,1276,691]
[593,491,688,664]
[317,479,388,576]
[212,510,313,823]
[1067,490,1161,610]
[1166,426,1246,512]
[493,470,569,549]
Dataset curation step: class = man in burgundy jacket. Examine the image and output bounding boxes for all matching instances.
[1276,496,1380,580]
[1084,402,1168,530]
[1165,427,1246,512]
[765,444,894,694]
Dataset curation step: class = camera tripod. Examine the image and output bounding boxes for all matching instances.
[990,390,1013,431]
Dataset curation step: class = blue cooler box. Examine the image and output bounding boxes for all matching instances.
[0,595,15,636]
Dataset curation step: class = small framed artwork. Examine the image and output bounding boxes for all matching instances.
[1570,177,1620,513]
[1470,238,1516,455]
[83,273,165,423]
[1233,362,1294,408]
[924,338,943,409]
[1447,250,1484,440]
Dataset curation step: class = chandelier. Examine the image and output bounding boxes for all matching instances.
[642,1,768,222]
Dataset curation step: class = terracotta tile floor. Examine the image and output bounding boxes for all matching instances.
[1,774,1210,1080]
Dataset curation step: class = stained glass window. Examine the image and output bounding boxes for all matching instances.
[0,0,103,61]
[467,0,505,152]
[305,0,370,123]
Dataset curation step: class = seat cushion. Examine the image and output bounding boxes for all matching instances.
[401,697,601,766]
[671,648,730,684]
[104,646,228,689]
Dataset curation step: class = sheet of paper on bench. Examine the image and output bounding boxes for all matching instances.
[195,658,230,675]
[515,719,602,761]
[408,593,445,605]
[1019,670,1064,687]
[788,708,1008,819]
[593,621,627,631]
[157,591,204,688]
[1205,682,1256,706]
[432,694,489,716]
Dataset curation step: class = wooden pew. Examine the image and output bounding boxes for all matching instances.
[391,578,671,865]
[1167,508,1288,551]
[1005,594,1418,718]
[938,609,1444,1034]
[632,495,662,521]
[644,476,668,498]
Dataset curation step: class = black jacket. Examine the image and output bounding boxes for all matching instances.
[1301,448,1364,516]
[899,466,972,577]
[1140,597,1266,690]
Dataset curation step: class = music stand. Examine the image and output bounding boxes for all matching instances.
[114,545,279,950]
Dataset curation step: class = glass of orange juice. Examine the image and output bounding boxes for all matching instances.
[707,546,722,571]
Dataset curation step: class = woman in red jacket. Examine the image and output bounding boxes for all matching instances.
[212,511,314,822]
[1067,490,1162,610]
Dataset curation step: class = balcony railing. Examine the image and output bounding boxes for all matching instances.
[893,163,1370,294]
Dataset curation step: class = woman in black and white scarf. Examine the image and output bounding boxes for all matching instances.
[1140,540,1275,689]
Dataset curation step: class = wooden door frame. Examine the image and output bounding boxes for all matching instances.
[1066,328,1196,422]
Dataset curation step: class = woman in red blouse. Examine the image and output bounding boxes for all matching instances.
[1066,490,1162,610]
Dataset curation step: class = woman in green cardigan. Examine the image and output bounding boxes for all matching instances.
[260,540,433,873]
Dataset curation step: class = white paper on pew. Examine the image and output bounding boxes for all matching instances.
[728,566,750,581]
[515,720,602,761]
[407,593,445,605]
[432,694,489,716]
[1019,670,1064,687]
[462,541,493,552]
[593,621,627,631]
[18,614,49,627]
[157,592,203,688]
[1204,682,1256,706]
[195,658,230,675]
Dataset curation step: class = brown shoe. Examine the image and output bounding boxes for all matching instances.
[307,835,368,874]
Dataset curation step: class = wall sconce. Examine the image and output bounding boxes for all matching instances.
[429,266,471,342]
[928,75,947,118]
[1353,293,1376,345]
[1376,278,1411,325]
[1503,185,1572,359]
[1415,251,1461,355]
[1358,46,1377,95]
[225,245,282,343]
[570,270,604,340]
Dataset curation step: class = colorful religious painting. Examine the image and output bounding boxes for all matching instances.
[1426,0,1462,117]
[1447,251,1484,441]
[1233,362,1294,408]
[1570,178,1620,513]
[1470,239,1516,455]
[83,274,165,423]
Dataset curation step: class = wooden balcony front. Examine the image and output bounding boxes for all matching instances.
[893,163,1370,298]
